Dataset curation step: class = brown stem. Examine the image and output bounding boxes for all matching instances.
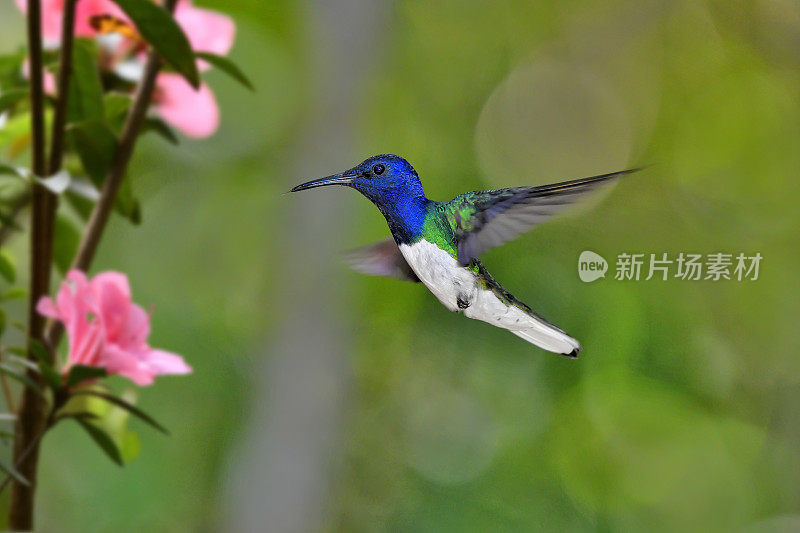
[0,390,68,495]
[45,0,178,350]
[42,0,78,277]
[9,0,50,527]
[66,50,161,271]
[0,426,46,495]
[11,0,178,526]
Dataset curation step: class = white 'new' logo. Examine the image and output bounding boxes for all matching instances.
[578,251,608,282]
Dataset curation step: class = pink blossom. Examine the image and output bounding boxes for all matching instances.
[174,0,235,67]
[14,0,124,43]
[153,73,219,138]
[150,1,234,137]
[37,270,191,386]
[15,0,235,138]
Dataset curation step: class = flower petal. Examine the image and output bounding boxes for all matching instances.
[36,296,60,319]
[102,345,155,386]
[44,269,190,386]
[92,271,133,343]
[15,0,126,41]
[142,349,193,376]
[175,0,235,67]
[155,73,220,138]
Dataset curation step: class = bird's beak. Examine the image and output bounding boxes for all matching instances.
[290,172,356,192]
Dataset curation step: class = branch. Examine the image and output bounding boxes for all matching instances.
[47,0,77,177]
[10,0,50,526]
[41,0,78,278]
[0,390,68,495]
[44,0,179,350]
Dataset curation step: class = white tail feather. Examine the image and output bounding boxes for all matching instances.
[509,324,581,357]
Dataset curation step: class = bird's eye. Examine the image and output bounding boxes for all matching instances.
[372,163,386,175]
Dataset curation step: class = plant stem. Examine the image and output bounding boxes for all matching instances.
[0,390,68,495]
[67,50,161,271]
[10,0,50,526]
[45,0,178,350]
[42,0,78,276]
[11,0,177,525]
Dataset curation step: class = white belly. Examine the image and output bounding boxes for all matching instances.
[398,240,476,312]
[398,239,581,356]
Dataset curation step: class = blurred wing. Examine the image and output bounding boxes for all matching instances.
[448,168,640,265]
[343,238,420,282]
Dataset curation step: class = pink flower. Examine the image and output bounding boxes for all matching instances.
[150,0,234,138]
[154,73,219,138]
[15,0,236,138]
[14,0,124,43]
[174,0,235,64]
[37,270,191,386]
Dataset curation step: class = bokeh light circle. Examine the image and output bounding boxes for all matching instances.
[475,59,633,187]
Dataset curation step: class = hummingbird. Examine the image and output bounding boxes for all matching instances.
[291,155,638,357]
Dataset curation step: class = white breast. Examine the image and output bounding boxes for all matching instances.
[398,239,581,355]
[398,240,476,312]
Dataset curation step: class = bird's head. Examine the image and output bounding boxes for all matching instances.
[290,154,426,208]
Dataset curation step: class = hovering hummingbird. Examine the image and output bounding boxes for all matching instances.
[291,155,638,357]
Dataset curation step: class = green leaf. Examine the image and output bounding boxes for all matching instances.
[0,307,5,337]
[120,430,141,462]
[0,248,16,283]
[0,460,30,487]
[0,88,29,115]
[0,287,27,301]
[0,164,70,194]
[0,164,28,182]
[0,111,32,149]
[195,52,254,91]
[104,92,133,133]
[64,177,99,221]
[53,213,81,275]
[0,209,22,232]
[0,49,25,89]
[73,418,124,466]
[67,119,118,187]
[67,39,105,123]
[104,92,132,120]
[4,354,39,373]
[36,356,62,392]
[6,347,27,358]
[142,116,179,145]
[27,340,61,390]
[29,339,52,366]
[75,390,169,434]
[57,411,99,423]
[114,176,141,224]
[109,0,200,89]
[40,365,61,391]
[0,362,42,395]
[66,365,108,387]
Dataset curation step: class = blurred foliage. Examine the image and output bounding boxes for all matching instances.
[1,0,799,531]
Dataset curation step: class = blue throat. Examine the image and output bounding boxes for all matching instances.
[378,195,429,245]
[363,188,429,245]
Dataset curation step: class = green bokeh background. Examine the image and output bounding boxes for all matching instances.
[1,0,800,531]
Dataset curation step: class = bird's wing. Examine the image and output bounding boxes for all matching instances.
[343,238,421,282]
[446,168,640,265]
